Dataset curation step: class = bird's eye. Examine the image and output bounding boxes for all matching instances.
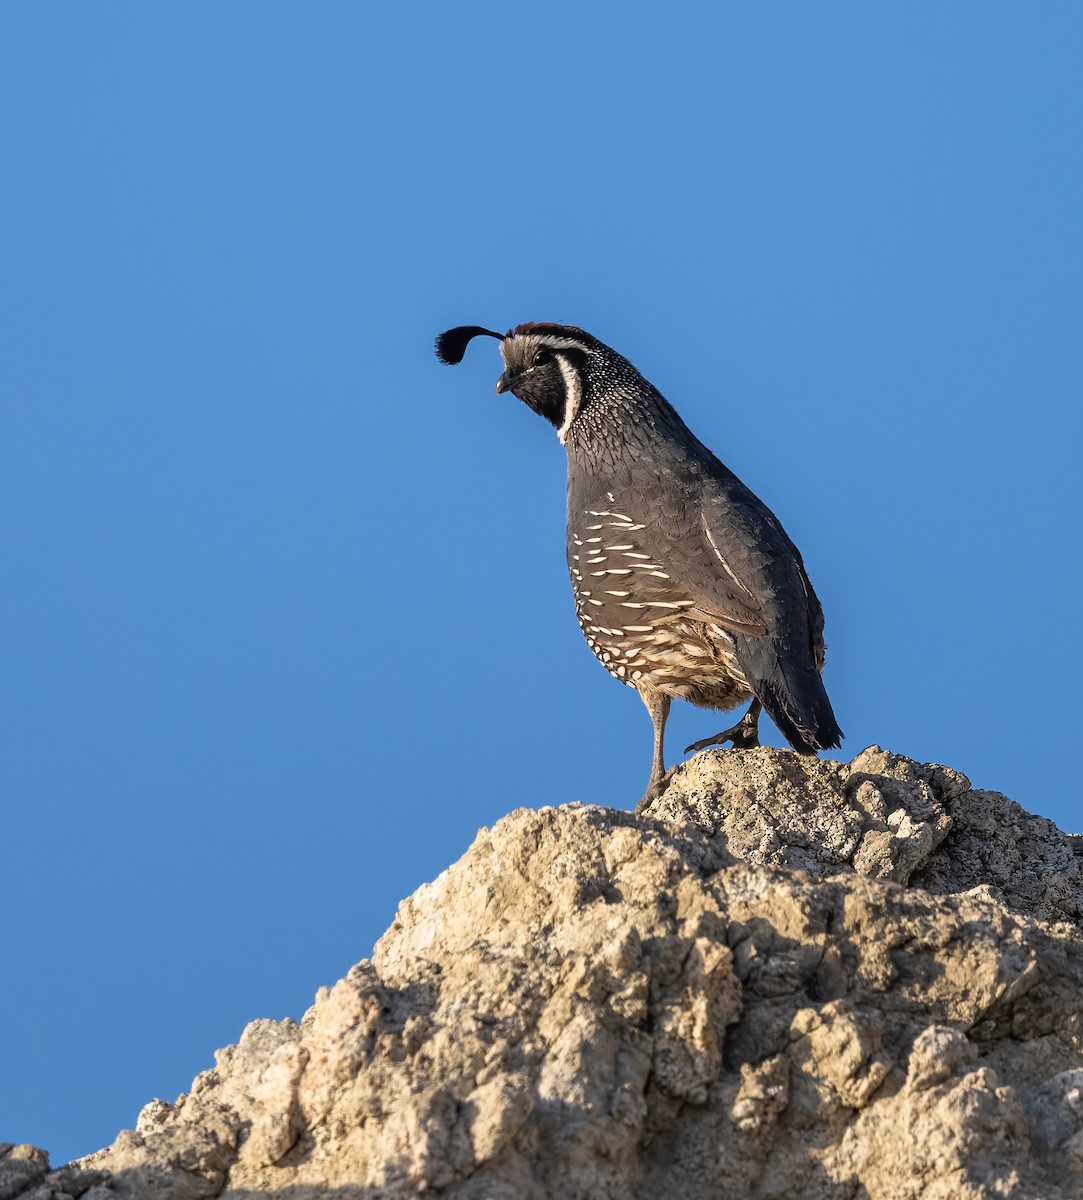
[532,348,553,367]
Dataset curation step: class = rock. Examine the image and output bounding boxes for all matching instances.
[0,1146,106,1200]
[651,744,961,887]
[0,1146,49,1200]
[8,747,1083,1198]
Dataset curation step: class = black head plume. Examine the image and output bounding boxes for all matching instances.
[434,325,505,365]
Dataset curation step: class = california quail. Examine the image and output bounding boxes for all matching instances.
[436,322,843,808]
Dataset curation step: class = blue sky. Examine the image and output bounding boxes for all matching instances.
[2,2,1080,1165]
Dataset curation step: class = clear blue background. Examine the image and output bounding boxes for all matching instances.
[2,2,1080,1165]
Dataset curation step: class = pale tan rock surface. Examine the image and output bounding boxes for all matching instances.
[8,747,1083,1199]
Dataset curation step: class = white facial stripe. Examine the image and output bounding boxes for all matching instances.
[537,335,589,354]
[556,354,583,444]
[500,334,589,364]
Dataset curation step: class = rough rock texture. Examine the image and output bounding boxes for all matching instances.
[8,747,1083,1199]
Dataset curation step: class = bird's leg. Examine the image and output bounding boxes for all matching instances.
[685,698,762,755]
[635,689,672,812]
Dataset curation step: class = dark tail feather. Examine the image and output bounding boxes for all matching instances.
[735,636,843,753]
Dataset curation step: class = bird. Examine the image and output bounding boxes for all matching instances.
[435,322,842,809]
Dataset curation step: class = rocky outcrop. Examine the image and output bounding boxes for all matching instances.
[7,747,1083,1199]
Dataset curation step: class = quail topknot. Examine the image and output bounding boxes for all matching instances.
[436,322,843,808]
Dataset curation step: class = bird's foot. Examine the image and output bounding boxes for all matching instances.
[634,767,676,814]
[685,712,761,755]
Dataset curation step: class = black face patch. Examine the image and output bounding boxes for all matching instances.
[508,357,568,427]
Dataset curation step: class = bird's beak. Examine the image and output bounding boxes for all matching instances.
[495,372,513,394]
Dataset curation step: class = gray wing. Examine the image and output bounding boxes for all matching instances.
[569,450,840,748]
[569,472,771,637]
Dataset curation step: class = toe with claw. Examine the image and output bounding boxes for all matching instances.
[635,766,676,814]
[685,699,762,755]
